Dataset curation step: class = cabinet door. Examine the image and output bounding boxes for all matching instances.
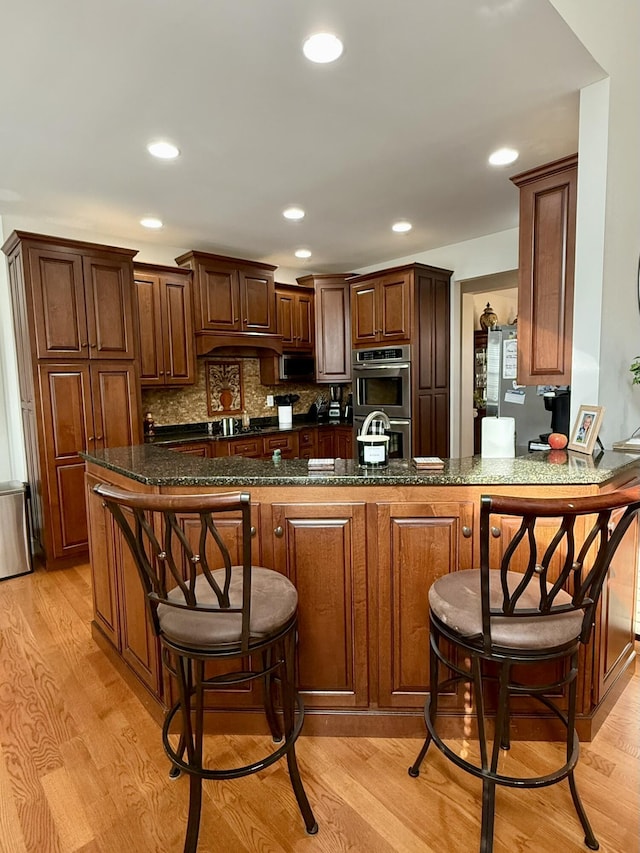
[317,428,335,458]
[28,247,88,359]
[414,267,451,458]
[83,254,135,359]
[90,362,141,451]
[351,282,378,345]
[489,513,583,712]
[39,363,94,560]
[335,426,353,459]
[295,291,314,350]
[266,502,368,708]
[590,509,638,709]
[85,473,120,648]
[161,273,195,384]
[379,272,411,342]
[239,269,275,333]
[377,501,474,709]
[276,290,296,347]
[194,260,240,331]
[173,506,263,710]
[314,277,351,382]
[134,272,164,384]
[512,155,577,384]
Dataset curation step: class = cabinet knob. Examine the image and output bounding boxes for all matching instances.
[90,343,97,349]
[81,341,88,349]
[96,435,104,441]
[88,436,95,443]
[491,526,501,538]
[274,526,284,538]
[462,526,472,538]
[234,317,239,323]
[250,526,256,537]
[159,370,165,375]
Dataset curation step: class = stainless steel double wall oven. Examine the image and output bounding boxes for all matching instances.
[352,345,412,459]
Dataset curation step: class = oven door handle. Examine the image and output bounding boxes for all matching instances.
[386,419,411,426]
[353,363,411,370]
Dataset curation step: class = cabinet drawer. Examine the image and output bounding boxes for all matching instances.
[165,441,209,457]
[263,433,299,458]
[226,437,263,458]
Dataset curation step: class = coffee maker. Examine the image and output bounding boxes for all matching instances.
[329,385,343,421]
[541,389,571,440]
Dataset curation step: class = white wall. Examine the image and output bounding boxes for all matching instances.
[551,0,640,446]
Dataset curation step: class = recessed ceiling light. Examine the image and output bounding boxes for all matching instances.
[489,147,519,166]
[302,33,343,64]
[295,249,312,259]
[392,221,412,233]
[140,217,163,229]
[147,140,180,160]
[283,206,305,220]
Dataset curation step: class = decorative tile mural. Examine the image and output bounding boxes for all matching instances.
[205,360,243,414]
[141,358,329,427]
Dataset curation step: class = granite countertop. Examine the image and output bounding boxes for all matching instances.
[82,444,640,488]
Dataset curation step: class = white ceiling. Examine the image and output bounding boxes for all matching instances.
[0,0,604,273]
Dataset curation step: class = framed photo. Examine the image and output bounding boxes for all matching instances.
[567,405,605,455]
[205,360,243,415]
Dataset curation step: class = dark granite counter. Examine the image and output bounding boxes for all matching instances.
[144,417,350,447]
[82,444,640,488]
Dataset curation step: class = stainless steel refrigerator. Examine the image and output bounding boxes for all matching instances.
[485,325,560,448]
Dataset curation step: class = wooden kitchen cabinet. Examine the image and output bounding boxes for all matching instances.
[297,274,352,383]
[511,154,577,384]
[175,250,278,355]
[334,425,354,459]
[376,501,474,709]
[413,264,452,458]
[224,436,264,458]
[164,441,210,457]
[38,361,140,562]
[85,473,161,696]
[134,263,195,387]
[2,231,141,567]
[265,501,369,708]
[350,268,412,346]
[316,427,335,458]
[275,283,314,351]
[263,432,300,459]
[298,426,317,459]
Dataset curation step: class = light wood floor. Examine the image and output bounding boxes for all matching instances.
[0,562,638,853]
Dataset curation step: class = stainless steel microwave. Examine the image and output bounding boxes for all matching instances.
[279,353,316,382]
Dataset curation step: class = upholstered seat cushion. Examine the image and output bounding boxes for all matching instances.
[157,566,298,650]
[429,569,584,650]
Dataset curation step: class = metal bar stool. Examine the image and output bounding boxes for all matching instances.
[94,485,318,853]
[409,487,640,853]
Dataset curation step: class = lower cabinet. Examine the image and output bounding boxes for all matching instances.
[164,441,210,457]
[265,501,369,708]
[86,473,161,696]
[376,501,474,709]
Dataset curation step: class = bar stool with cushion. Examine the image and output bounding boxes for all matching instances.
[409,487,640,853]
[94,485,318,853]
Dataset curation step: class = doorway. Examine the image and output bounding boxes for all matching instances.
[458,271,518,457]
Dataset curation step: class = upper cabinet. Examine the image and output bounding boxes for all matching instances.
[511,154,577,385]
[349,268,412,347]
[3,233,137,361]
[134,263,195,387]
[175,250,278,355]
[298,273,352,383]
[275,283,314,351]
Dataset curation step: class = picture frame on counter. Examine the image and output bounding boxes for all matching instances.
[567,404,605,455]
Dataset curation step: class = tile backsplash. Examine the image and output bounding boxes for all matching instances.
[141,357,332,426]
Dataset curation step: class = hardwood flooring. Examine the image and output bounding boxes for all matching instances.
[0,562,637,852]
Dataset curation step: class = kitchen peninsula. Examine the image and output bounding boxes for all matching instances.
[84,445,640,741]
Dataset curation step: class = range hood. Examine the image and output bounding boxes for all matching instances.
[195,331,283,358]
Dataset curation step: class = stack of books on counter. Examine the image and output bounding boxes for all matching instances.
[307,458,335,471]
[412,456,445,471]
